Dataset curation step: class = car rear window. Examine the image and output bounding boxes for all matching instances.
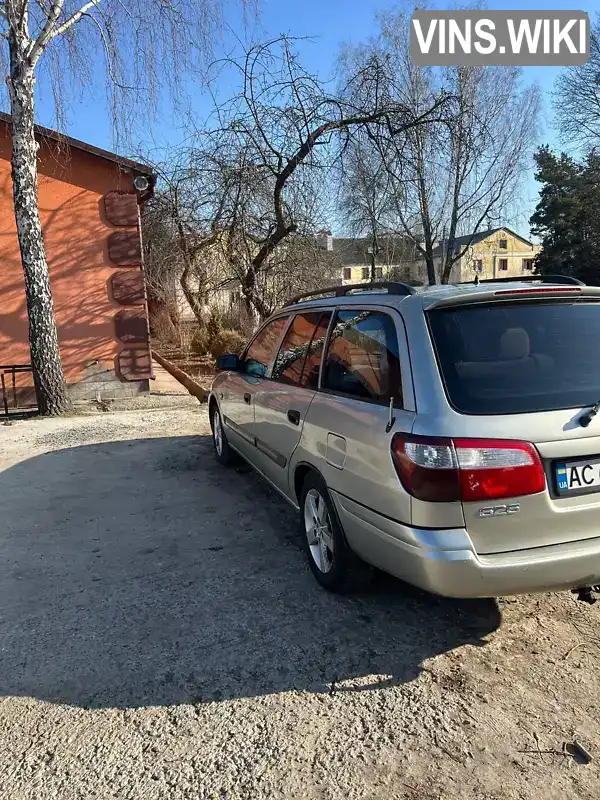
[428,301,600,415]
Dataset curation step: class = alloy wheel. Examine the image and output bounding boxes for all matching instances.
[304,488,334,573]
[212,408,223,456]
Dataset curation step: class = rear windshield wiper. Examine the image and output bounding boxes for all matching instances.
[579,400,600,427]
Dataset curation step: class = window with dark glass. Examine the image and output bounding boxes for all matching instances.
[272,312,322,385]
[299,312,332,388]
[428,302,600,414]
[374,267,384,279]
[499,238,508,249]
[244,316,288,377]
[342,267,352,280]
[499,258,508,271]
[361,267,370,280]
[322,311,402,404]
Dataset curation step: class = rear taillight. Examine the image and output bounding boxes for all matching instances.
[390,436,460,502]
[391,435,545,503]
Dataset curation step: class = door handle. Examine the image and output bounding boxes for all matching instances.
[243,392,252,404]
[287,409,301,425]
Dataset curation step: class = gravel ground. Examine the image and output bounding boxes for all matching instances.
[0,404,599,799]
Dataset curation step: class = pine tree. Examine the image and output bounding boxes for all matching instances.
[530,147,600,284]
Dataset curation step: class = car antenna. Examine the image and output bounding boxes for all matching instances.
[386,397,396,433]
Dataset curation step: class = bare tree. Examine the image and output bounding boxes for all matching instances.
[250,233,341,311]
[146,144,336,326]
[0,0,222,414]
[209,37,451,314]
[143,147,242,326]
[141,203,187,342]
[142,37,451,323]
[142,213,183,312]
[554,19,600,151]
[339,133,396,281]
[143,132,283,327]
[341,8,540,285]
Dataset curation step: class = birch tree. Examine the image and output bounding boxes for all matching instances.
[0,0,221,414]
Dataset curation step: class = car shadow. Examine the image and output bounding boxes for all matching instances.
[0,434,501,709]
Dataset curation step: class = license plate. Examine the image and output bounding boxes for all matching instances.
[556,460,600,494]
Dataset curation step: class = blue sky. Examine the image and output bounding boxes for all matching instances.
[29,0,600,236]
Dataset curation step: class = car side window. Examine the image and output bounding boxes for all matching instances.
[272,312,323,385]
[322,310,402,404]
[299,311,332,388]
[244,316,289,377]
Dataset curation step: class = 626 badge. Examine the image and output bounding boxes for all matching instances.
[478,503,520,518]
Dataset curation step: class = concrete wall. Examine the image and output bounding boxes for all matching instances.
[0,121,151,402]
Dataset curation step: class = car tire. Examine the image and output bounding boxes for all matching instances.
[210,403,238,466]
[299,472,371,593]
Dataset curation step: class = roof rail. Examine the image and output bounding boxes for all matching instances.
[285,281,418,306]
[460,274,585,287]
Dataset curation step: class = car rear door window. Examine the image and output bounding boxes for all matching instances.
[272,312,323,385]
[428,301,600,414]
[322,310,402,404]
[300,311,332,388]
[244,316,289,377]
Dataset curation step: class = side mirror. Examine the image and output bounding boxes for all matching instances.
[216,353,241,372]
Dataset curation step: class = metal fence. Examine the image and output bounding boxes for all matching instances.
[0,365,34,417]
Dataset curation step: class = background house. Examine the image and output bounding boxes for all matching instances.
[167,226,541,334]
[313,229,541,287]
[411,227,541,283]
[314,232,422,286]
[0,114,154,405]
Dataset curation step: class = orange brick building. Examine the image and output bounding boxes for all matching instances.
[0,113,154,406]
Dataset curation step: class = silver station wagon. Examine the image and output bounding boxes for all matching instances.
[209,277,600,598]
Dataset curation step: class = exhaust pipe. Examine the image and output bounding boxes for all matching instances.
[573,586,600,604]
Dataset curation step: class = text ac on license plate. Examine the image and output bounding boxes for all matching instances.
[556,461,600,494]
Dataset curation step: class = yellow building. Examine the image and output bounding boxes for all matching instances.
[443,227,541,282]
[329,228,541,287]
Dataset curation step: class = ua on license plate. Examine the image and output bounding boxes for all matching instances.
[556,460,600,494]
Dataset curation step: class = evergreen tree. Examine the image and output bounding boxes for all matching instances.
[530,147,600,284]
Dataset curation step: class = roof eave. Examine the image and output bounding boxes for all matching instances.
[0,111,154,177]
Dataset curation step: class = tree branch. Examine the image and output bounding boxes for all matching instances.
[80,11,134,89]
[28,0,65,62]
[29,0,100,65]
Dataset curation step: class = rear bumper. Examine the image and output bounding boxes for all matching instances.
[331,491,600,598]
